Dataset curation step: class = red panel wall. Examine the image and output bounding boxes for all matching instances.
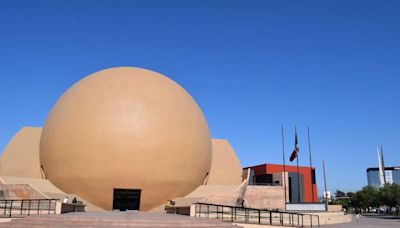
[247,164,318,203]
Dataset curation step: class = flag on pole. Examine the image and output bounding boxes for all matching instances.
[289,131,299,162]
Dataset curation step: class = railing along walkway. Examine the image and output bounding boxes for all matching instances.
[0,199,58,218]
[194,202,320,227]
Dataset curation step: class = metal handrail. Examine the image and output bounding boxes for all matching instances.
[0,199,59,218]
[194,202,320,227]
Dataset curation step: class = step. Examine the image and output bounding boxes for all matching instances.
[0,222,238,228]
[0,214,241,228]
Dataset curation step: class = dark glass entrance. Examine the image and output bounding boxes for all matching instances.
[113,189,141,211]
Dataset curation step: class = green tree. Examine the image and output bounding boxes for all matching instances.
[360,186,380,211]
[346,192,354,198]
[350,186,379,212]
[349,190,361,211]
[329,190,351,210]
[335,189,346,198]
[330,197,349,209]
[379,184,400,215]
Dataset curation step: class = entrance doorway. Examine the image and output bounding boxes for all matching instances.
[113,189,141,211]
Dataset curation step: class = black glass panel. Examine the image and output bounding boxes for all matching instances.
[312,169,316,184]
[113,189,141,211]
[255,174,273,184]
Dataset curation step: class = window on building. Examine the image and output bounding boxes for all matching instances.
[312,169,316,184]
[255,174,273,185]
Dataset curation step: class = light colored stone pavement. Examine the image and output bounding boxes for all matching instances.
[323,215,399,227]
[0,212,242,227]
[235,214,399,227]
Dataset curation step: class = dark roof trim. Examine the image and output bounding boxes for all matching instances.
[367,167,400,172]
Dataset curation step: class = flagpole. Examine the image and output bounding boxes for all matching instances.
[307,126,315,203]
[323,159,328,211]
[281,126,287,204]
[295,126,301,203]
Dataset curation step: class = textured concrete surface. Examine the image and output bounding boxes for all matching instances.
[185,185,240,198]
[244,186,285,210]
[307,211,352,225]
[322,214,399,227]
[207,139,243,185]
[0,176,103,211]
[0,212,242,227]
[0,219,12,223]
[149,184,242,212]
[200,180,248,207]
[0,127,43,179]
[327,205,343,212]
[233,224,282,228]
[0,184,47,199]
[0,176,65,195]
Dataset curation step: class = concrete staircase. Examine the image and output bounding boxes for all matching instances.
[0,212,242,227]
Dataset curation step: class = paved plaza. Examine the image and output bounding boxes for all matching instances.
[323,214,399,227]
[0,212,240,227]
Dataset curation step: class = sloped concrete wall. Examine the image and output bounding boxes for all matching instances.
[199,180,247,207]
[0,184,47,199]
[0,176,103,211]
[206,139,242,185]
[0,127,43,179]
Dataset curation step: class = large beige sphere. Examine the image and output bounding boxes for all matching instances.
[40,67,211,211]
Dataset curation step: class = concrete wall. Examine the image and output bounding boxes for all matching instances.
[244,186,285,211]
[308,211,352,225]
[328,205,343,212]
[206,139,243,185]
[0,127,43,179]
[286,203,326,211]
[272,172,289,203]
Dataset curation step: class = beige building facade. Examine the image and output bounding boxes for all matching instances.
[0,67,244,211]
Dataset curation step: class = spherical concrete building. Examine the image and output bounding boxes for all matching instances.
[40,67,212,211]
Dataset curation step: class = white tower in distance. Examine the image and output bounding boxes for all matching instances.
[377,145,386,187]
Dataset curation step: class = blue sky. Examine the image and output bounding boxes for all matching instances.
[1,0,399,194]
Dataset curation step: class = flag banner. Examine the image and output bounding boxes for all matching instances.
[289,131,299,162]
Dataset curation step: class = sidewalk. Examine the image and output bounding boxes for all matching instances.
[323,214,399,227]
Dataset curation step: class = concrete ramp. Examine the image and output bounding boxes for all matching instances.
[197,180,248,207]
[149,185,241,212]
[0,176,103,211]
[184,185,240,198]
[0,176,65,196]
[0,184,48,199]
